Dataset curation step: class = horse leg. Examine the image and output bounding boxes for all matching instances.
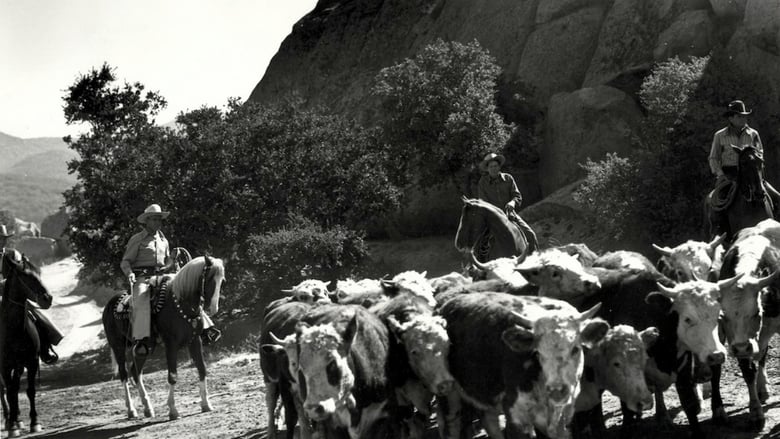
[114,345,138,419]
[7,368,21,438]
[0,380,7,431]
[132,357,154,418]
[188,339,212,413]
[165,344,180,420]
[26,361,41,433]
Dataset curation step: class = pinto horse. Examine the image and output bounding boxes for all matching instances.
[0,250,53,437]
[455,196,528,262]
[706,145,773,240]
[102,255,225,420]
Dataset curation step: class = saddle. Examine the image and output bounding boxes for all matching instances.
[113,275,173,319]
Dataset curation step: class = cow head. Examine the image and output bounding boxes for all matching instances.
[502,303,608,406]
[381,271,436,307]
[588,325,656,413]
[515,249,601,305]
[428,271,472,296]
[649,277,739,365]
[469,254,528,288]
[282,279,332,304]
[387,314,455,396]
[297,317,358,422]
[719,270,779,358]
[333,278,384,305]
[653,235,724,282]
[260,331,300,385]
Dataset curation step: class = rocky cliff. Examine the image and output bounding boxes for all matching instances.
[250,0,780,202]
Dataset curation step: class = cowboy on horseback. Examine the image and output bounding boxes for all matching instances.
[477,152,538,253]
[0,224,62,364]
[708,100,780,237]
[120,204,220,358]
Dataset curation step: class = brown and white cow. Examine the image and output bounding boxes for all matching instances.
[296,304,402,439]
[332,278,385,306]
[281,279,332,305]
[653,234,725,282]
[711,220,780,428]
[515,248,601,306]
[438,292,608,439]
[428,271,471,296]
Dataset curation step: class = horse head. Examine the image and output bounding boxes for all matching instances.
[170,255,225,316]
[455,197,488,252]
[2,251,52,310]
[734,145,766,203]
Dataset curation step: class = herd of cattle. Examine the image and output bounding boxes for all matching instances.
[257,218,780,439]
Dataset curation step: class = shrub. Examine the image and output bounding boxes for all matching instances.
[230,215,369,312]
[574,154,638,240]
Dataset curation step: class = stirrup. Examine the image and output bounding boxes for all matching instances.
[40,346,59,365]
[201,327,222,345]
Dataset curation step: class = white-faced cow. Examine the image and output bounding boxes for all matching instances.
[592,250,659,274]
[370,292,455,438]
[711,219,780,428]
[515,248,601,306]
[332,278,385,306]
[572,325,657,438]
[282,279,332,305]
[296,304,402,439]
[653,234,725,282]
[577,269,738,439]
[438,292,608,439]
[381,271,437,308]
[259,300,316,439]
[428,271,472,296]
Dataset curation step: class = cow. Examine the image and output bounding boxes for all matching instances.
[370,292,455,438]
[13,218,40,238]
[281,279,333,305]
[552,243,600,267]
[653,234,725,282]
[438,292,608,439]
[575,269,738,439]
[572,325,657,438]
[515,248,601,306]
[259,300,315,439]
[428,271,471,296]
[467,253,528,289]
[592,250,658,274]
[296,304,402,439]
[332,278,385,306]
[381,270,437,308]
[711,219,780,428]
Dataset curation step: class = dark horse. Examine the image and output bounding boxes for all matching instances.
[706,145,773,240]
[0,250,53,437]
[455,196,528,262]
[102,255,225,420]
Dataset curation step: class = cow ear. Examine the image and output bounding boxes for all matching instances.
[342,314,359,352]
[501,325,535,353]
[579,318,609,349]
[639,327,660,349]
[645,292,673,313]
[381,280,399,296]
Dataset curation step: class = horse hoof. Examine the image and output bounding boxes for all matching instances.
[31,423,42,433]
[712,407,728,425]
[144,408,154,418]
[169,411,180,421]
[128,409,138,419]
[759,391,769,404]
[14,421,23,430]
[201,404,213,413]
[9,429,21,438]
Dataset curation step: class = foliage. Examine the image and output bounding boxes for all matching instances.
[372,39,513,191]
[574,154,638,240]
[230,215,369,311]
[62,65,400,300]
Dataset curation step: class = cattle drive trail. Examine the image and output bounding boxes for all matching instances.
[8,253,780,438]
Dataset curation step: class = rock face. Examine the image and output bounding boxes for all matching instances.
[542,86,643,195]
[249,0,767,202]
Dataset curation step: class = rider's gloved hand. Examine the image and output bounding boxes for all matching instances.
[127,272,136,284]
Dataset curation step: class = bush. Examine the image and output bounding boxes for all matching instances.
[230,215,369,312]
[574,154,638,240]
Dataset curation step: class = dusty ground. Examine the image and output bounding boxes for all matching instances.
[8,247,780,439]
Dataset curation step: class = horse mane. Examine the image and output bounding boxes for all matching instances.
[463,197,505,217]
[2,249,40,278]
[169,256,225,301]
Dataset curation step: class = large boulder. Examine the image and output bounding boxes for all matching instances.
[709,0,747,18]
[516,6,606,104]
[535,0,600,24]
[653,10,715,60]
[541,86,643,196]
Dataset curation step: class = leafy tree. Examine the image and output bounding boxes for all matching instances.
[372,39,513,193]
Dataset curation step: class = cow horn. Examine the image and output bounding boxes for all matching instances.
[510,310,534,328]
[269,331,285,345]
[651,244,673,257]
[717,273,744,290]
[281,289,294,295]
[578,302,602,321]
[709,234,726,251]
[656,283,679,298]
[470,250,490,272]
[757,270,780,289]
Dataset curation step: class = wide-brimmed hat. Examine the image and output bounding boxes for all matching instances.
[137,204,170,224]
[479,152,506,172]
[724,100,752,117]
[0,224,13,237]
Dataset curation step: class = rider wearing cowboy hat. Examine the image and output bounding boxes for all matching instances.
[120,204,219,357]
[477,152,538,253]
[0,224,62,364]
[708,100,780,236]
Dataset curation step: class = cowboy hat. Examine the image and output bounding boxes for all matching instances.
[137,204,170,224]
[479,152,506,172]
[0,224,13,237]
[724,100,752,117]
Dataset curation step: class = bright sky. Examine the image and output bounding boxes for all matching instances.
[0,1,318,138]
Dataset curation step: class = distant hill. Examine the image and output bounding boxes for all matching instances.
[0,131,77,224]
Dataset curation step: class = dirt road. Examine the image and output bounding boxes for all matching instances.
[6,256,780,438]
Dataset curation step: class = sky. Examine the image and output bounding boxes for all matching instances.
[1,1,318,139]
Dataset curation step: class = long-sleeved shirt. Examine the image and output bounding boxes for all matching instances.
[709,124,763,176]
[478,172,523,210]
[120,230,170,276]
